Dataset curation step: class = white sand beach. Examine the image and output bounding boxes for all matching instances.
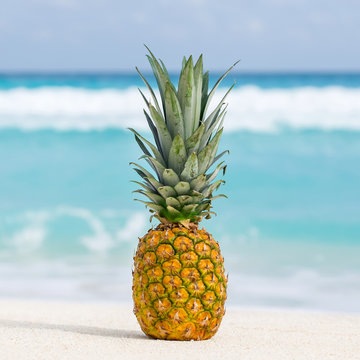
[0,300,359,360]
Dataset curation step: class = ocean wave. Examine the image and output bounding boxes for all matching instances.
[0,86,360,132]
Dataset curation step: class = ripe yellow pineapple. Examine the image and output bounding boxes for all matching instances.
[131,47,237,341]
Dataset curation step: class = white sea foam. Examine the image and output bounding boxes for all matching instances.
[57,207,115,254]
[0,86,360,132]
[116,212,147,243]
[1,207,148,256]
[4,211,50,253]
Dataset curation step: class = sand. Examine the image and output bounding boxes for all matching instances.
[0,300,359,360]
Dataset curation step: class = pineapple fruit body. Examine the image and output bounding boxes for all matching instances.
[133,223,227,340]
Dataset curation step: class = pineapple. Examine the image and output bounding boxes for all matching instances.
[131,47,237,341]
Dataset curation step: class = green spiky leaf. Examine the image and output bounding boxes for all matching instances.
[168,134,187,174]
[164,83,185,139]
[166,205,182,217]
[149,104,173,159]
[129,128,165,166]
[157,186,177,198]
[202,180,225,198]
[180,152,198,181]
[174,181,190,195]
[165,197,181,208]
[197,128,223,174]
[192,55,203,132]
[135,190,164,205]
[185,123,205,154]
[136,67,162,114]
[177,195,193,205]
[202,60,240,120]
[163,168,180,187]
[190,174,207,192]
[145,176,163,190]
[142,156,166,182]
[182,204,198,214]
[178,56,195,139]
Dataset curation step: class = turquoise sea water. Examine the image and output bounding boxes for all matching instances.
[0,73,359,311]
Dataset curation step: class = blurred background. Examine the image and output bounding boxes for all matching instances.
[0,0,359,312]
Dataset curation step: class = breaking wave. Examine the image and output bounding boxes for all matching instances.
[0,86,360,132]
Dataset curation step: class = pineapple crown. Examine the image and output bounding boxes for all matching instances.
[130,46,238,226]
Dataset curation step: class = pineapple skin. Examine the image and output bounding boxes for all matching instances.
[132,223,227,341]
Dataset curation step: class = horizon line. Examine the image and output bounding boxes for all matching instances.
[1,70,360,75]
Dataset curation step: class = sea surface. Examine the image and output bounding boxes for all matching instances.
[0,72,359,312]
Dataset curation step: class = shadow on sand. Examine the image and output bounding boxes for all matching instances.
[0,319,149,340]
